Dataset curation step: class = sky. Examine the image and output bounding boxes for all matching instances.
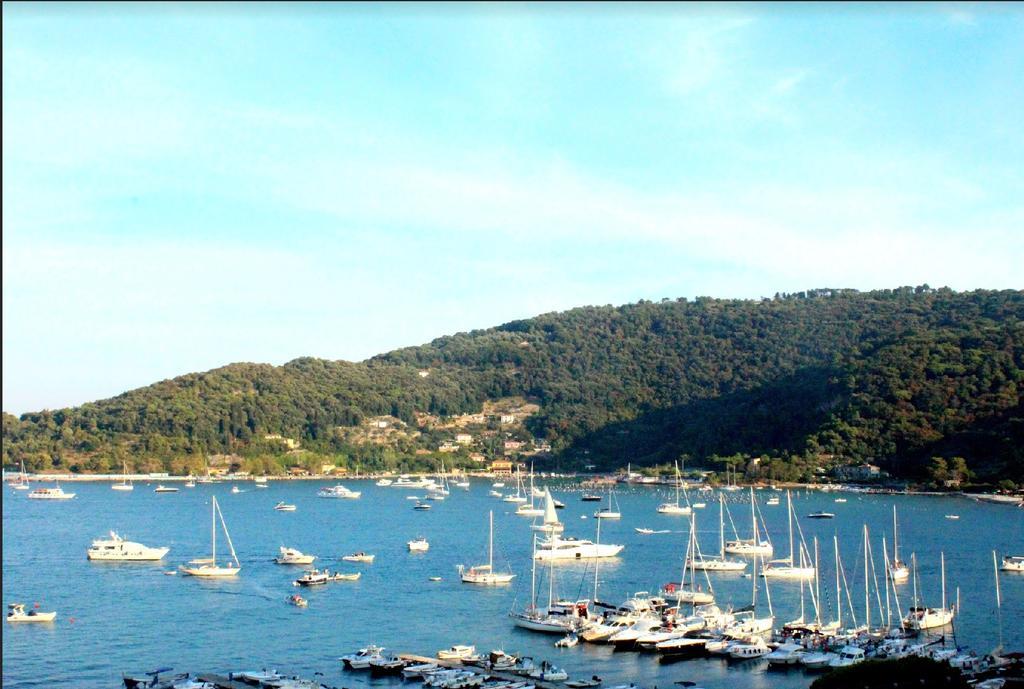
[3,3,1023,414]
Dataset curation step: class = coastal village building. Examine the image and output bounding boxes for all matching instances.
[455,433,473,445]
[832,463,883,481]
[489,460,514,475]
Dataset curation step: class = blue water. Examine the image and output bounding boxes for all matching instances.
[3,481,1023,689]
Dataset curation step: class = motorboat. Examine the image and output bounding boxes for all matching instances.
[27,485,75,500]
[231,485,241,494]
[274,502,297,511]
[534,536,623,560]
[342,552,375,563]
[287,594,308,608]
[488,490,503,498]
[340,645,386,670]
[318,485,361,499]
[459,510,516,584]
[635,528,669,535]
[834,497,847,503]
[766,642,806,666]
[437,644,477,660]
[728,637,770,660]
[655,636,707,657]
[414,501,432,510]
[294,568,360,585]
[276,546,315,565]
[492,482,506,488]
[455,480,470,489]
[153,485,179,493]
[1001,555,1024,572]
[391,476,438,490]
[800,650,838,669]
[408,537,430,552]
[253,476,268,485]
[527,661,567,681]
[402,662,439,679]
[581,494,603,502]
[180,496,241,577]
[807,512,835,519]
[564,678,602,689]
[828,645,865,667]
[555,632,579,648]
[6,603,56,623]
[376,479,393,486]
[87,531,169,561]
[766,497,780,505]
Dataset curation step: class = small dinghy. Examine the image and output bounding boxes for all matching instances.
[635,527,670,535]
[565,677,602,688]
[945,514,960,520]
[342,552,375,563]
[288,594,308,608]
[555,633,579,648]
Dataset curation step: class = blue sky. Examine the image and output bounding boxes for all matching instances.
[3,3,1023,413]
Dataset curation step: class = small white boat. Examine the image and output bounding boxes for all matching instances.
[437,644,477,660]
[945,514,960,520]
[834,498,847,503]
[555,633,579,648]
[87,531,169,561]
[153,485,179,493]
[492,482,506,488]
[340,645,386,670]
[765,497,780,506]
[692,502,706,509]
[408,537,430,552]
[294,568,361,585]
[287,593,308,608]
[413,501,432,511]
[1001,555,1024,572]
[828,645,865,667]
[276,546,315,565]
[376,478,394,487]
[342,552,375,563]
[455,480,470,489]
[184,477,197,488]
[318,485,361,499]
[274,502,297,511]
[488,490,503,498]
[7,461,31,491]
[807,512,835,519]
[634,528,669,535]
[231,485,241,494]
[6,603,56,623]
[27,485,75,500]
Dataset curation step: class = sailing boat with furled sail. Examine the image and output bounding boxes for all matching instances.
[180,496,241,577]
[889,505,910,582]
[111,460,134,491]
[459,510,515,585]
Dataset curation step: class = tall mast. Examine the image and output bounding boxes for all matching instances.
[815,537,821,627]
[218,498,240,568]
[750,487,757,545]
[993,550,1003,651]
[211,496,217,564]
[912,552,919,612]
[787,490,794,563]
[883,536,892,628]
[593,515,601,602]
[675,461,681,507]
[834,534,841,627]
[863,524,870,631]
[488,510,494,569]
[530,534,537,610]
[719,493,726,558]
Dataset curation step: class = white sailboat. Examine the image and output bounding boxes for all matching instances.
[663,512,715,604]
[502,466,528,503]
[594,488,621,519]
[8,460,30,490]
[516,465,545,517]
[511,535,590,633]
[688,494,747,571]
[459,510,516,584]
[657,461,692,515]
[889,505,910,581]
[180,496,241,577]
[761,490,815,580]
[531,489,565,534]
[112,460,134,491]
[903,551,955,630]
[724,487,773,556]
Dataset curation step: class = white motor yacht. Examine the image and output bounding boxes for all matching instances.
[342,552,375,563]
[376,478,393,486]
[534,536,623,561]
[153,485,179,493]
[729,637,770,660]
[318,485,361,499]
[340,645,386,670]
[27,485,75,500]
[276,546,316,565]
[274,501,297,511]
[437,644,477,660]
[766,642,806,666]
[828,645,866,667]
[87,531,169,561]
[1000,555,1024,572]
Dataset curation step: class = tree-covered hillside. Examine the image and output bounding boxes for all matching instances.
[3,287,1022,483]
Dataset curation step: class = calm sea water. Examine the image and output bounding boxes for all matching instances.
[3,481,1023,689]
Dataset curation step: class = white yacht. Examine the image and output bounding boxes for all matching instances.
[318,484,361,499]
[27,485,75,500]
[153,485,179,493]
[531,489,566,534]
[657,461,692,515]
[342,552,375,563]
[87,531,169,561]
[274,501,297,511]
[724,488,773,556]
[1001,555,1024,572]
[112,461,134,491]
[408,537,430,552]
[6,603,56,623]
[534,536,623,561]
[902,551,955,630]
[340,645,386,670]
[180,496,241,577]
[276,546,315,565]
[391,476,437,490]
[761,491,815,580]
[375,478,393,486]
[828,645,866,668]
[458,511,516,584]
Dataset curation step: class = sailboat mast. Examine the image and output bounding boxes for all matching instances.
[863,524,870,631]
[912,552,919,612]
[530,534,537,611]
[993,550,1004,650]
[787,490,794,563]
[594,515,601,602]
[489,510,494,569]
[211,496,217,564]
[815,537,821,627]
[834,535,841,627]
[941,551,947,611]
[750,487,757,545]
[719,493,726,558]
[883,536,892,628]
[218,498,240,567]
[893,505,899,561]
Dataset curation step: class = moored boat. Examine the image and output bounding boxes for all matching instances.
[6,603,56,623]
[27,485,75,500]
[87,531,169,561]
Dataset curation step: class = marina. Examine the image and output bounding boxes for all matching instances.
[3,479,1023,688]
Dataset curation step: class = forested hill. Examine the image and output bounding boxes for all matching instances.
[4,287,1023,484]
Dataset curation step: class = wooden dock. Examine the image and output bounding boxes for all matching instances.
[397,654,565,689]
